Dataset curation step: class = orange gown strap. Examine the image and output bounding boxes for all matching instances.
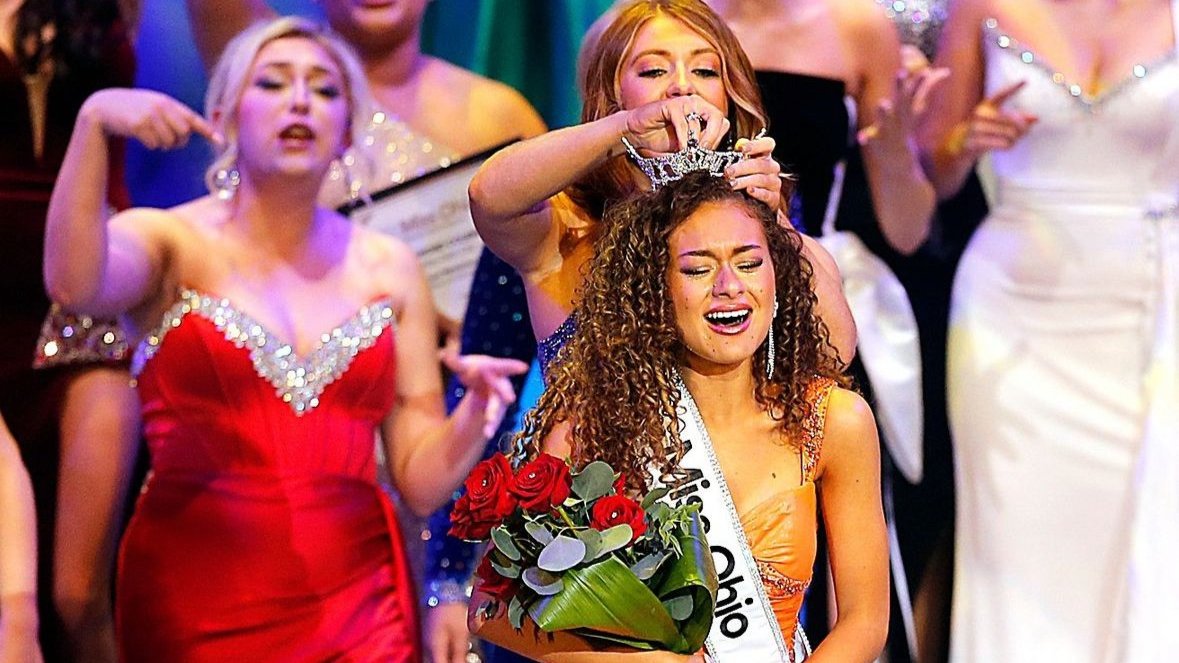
[801,377,837,483]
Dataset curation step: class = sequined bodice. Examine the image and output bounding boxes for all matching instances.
[131,290,396,478]
[536,313,577,379]
[982,16,1179,207]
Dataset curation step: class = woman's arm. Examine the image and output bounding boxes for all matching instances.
[812,388,889,662]
[852,10,937,255]
[0,416,43,663]
[184,0,272,72]
[44,88,215,317]
[917,0,1034,200]
[798,233,857,365]
[379,240,527,516]
[468,94,731,275]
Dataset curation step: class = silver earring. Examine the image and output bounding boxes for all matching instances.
[766,300,779,379]
[212,166,240,201]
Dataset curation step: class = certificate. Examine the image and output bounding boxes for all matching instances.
[339,141,511,324]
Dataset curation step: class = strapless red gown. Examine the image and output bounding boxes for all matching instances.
[116,290,420,662]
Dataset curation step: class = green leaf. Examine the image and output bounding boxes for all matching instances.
[641,486,670,509]
[522,567,565,596]
[490,557,521,579]
[663,595,694,621]
[572,461,615,501]
[491,526,521,561]
[646,501,671,523]
[598,524,633,556]
[508,595,526,630]
[525,521,554,545]
[653,509,717,651]
[530,556,688,652]
[575,528,603,563]
[538,535,587,572]
[630,552,669,581]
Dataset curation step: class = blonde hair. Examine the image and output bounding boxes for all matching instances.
[203,16,374,194]
[569,0,767,216]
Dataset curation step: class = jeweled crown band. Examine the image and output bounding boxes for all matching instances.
[622,136,745,191]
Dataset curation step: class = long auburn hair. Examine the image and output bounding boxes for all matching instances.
[568,0,767,218]
[517,174,846,491]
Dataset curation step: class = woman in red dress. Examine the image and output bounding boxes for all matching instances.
[43,16,526,661]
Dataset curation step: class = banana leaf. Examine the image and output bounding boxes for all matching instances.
[525,514,717,654]
[654,509,717,651]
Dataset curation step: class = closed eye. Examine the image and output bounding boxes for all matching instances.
[254,77,285,91]
[314,84,342,99]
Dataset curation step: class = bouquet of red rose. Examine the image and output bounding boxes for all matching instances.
[450,453,717,654]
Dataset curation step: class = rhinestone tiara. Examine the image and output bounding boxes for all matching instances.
[622,135,744,191]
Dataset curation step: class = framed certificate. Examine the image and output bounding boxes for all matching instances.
[339,140,513,324]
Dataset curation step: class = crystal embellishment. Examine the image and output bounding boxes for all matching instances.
[622,136,744,191]
[131,290,395,416]
[983,18,1178,110]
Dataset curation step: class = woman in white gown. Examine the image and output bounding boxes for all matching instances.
[920,0,1179,661]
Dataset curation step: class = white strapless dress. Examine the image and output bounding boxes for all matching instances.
[948,11,1179,663]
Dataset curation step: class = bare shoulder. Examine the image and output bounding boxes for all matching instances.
[816,386,880,479]
[424,57,546,142]
[833,0,901,65]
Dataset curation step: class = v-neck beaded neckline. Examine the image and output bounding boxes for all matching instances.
[983,15,1179,110]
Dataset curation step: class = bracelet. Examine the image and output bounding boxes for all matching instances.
[424,578,473,608]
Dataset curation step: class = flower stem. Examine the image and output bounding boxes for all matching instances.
[556,506,577,531]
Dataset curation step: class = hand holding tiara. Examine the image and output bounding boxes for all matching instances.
[620,95,731,155]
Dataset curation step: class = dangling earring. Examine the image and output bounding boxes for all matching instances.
[766,299,779,379]
[339,152,371,208]
[212,166,240,201]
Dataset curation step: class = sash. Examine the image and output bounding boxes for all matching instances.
[648,375,809,662]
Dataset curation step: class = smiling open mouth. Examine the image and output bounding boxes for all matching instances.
[704,309,751,327]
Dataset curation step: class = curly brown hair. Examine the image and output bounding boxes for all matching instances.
[517,173,846,491]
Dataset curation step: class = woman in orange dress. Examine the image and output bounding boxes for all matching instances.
[471,173,889,662]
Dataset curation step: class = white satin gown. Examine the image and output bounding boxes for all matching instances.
[948,10,1179,663]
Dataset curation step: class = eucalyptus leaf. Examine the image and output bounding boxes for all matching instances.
[525,521,554,545]
[630,552,669,581]
[489,548,513,568]
[575,528,603,563]
[571,461,615,501]
[522,566,565,596]
[538,535,587,572]
[663,595,695,621]
[508,595,526,630]
[641,486,670,509]
[491,526,522,562]
[490,557,521,579]
[598,524,633,556]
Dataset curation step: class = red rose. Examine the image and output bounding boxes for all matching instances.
[464,454,517,519]
[449,454,517,540]
[590,495,647,542]
[475,555,517,602]
[449,494,495,540]
[613,473,627,495]
[510,455,572,513]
